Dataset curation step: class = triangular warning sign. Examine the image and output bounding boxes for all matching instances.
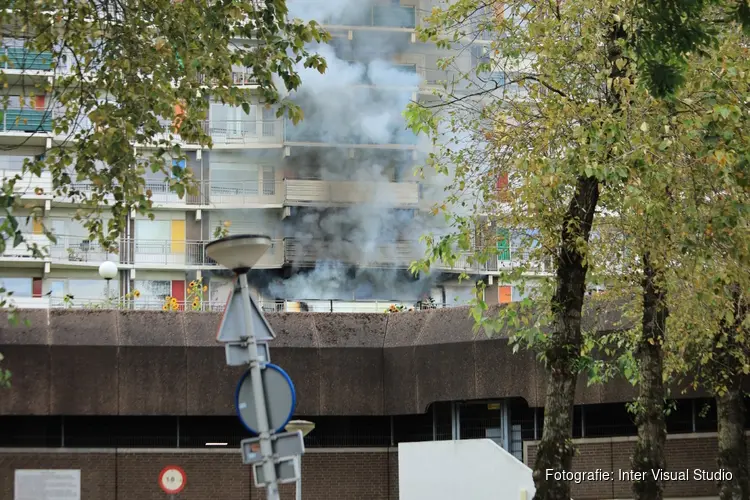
[216,277,276,343]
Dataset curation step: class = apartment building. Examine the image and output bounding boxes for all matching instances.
[0,0,549,312]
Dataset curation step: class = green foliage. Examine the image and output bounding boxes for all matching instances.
[631,0,750,96]
[0,0,330,251]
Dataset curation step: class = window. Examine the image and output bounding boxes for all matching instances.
[0,277,32,297]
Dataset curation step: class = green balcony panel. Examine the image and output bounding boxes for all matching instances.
[497,228,511,261]
[5,48,53,71]
[1,109,53,132]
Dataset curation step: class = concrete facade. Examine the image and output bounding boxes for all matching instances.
[0,306,672,417]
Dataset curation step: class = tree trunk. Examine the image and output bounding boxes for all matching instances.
[532,175,599,500]
[631,253,668,500]
[716,285,749,500]
[717,386,749,500]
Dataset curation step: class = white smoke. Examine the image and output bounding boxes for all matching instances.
[257,0,455,301]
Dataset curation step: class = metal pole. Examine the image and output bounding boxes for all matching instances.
[238,273,279,500]
[295,455,302,500]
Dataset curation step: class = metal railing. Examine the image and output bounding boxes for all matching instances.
[257,299,454,313]
[0,231,553,274]
[0,169,53,196]
[116,238,284,268]
[13,296,461,313]
[202,119,282,145]
[1,46,53,71]
[0,108,53,133]
[284,119,418,145]
[284,179,420,207]
[47,297,227,311]
[315,5,416,29]
[206,179,283,205]
[49,235,120,264]
[284,239,421,268]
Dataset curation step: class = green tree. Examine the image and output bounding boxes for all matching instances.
[405,1,639,498]
[0,0,328,250]
[657,30,750,497]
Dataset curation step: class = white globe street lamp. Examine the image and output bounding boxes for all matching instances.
[284,420,316,500]
[98,261,118,301]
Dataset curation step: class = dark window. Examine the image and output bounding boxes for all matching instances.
[509,398,536,441]
[393,412,433,444]
[299,415,390,448]
[666,399,695,434]
[0,416,62,447]
[694,398,717,432]
[179,416,251,447]
[583,403,637,437]
[64,416,177,448]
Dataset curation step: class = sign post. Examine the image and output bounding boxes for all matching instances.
[207,235,306,500]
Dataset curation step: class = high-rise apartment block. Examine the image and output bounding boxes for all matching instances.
[0,0,549,312]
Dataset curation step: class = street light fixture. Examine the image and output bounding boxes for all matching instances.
[204,234,272,273]
[284,420,315,500]
[205,234,279,500]
[98,260,118,302]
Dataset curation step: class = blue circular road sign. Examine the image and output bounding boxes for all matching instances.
[235,363,296,435]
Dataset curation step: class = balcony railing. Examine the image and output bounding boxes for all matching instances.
[118,238,284,268]
[284,120,418,145]
[438,249,555,274]
[11,297,459,313]
[0,108,53,133]
[204,119,282,146]
[284,179,419,207]
[0,233,49,260]
[0,169,53,197]
[206,180,283,206]
[325,5,416,29]
[257,299,450,313]
[49,235,120,264]
[284,239,421,268]
[1,47,53,71]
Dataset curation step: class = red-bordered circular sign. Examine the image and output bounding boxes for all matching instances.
[159,465,186,494]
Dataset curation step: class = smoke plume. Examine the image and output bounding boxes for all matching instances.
[242,0,460,301]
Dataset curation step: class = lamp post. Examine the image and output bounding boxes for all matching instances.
[98,261,118,304]
[205,234,279,500]
[284,420,315,500]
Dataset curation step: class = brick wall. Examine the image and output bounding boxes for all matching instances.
[0,448,398,500]
[524,433,742,499]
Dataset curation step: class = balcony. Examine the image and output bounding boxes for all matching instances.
[205,180,283,207]
[284,238,420,268]
[284,119,418,146]
[0,108,53,133]
[437,248,555,275]
[0,233,50,261]
[1,47,53,71]
[328,5,416,29]
[0,169,53,198]
[49,235,120,265]
[204,119,283,146]
[284,179,419,207]
[118,238,285,269]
